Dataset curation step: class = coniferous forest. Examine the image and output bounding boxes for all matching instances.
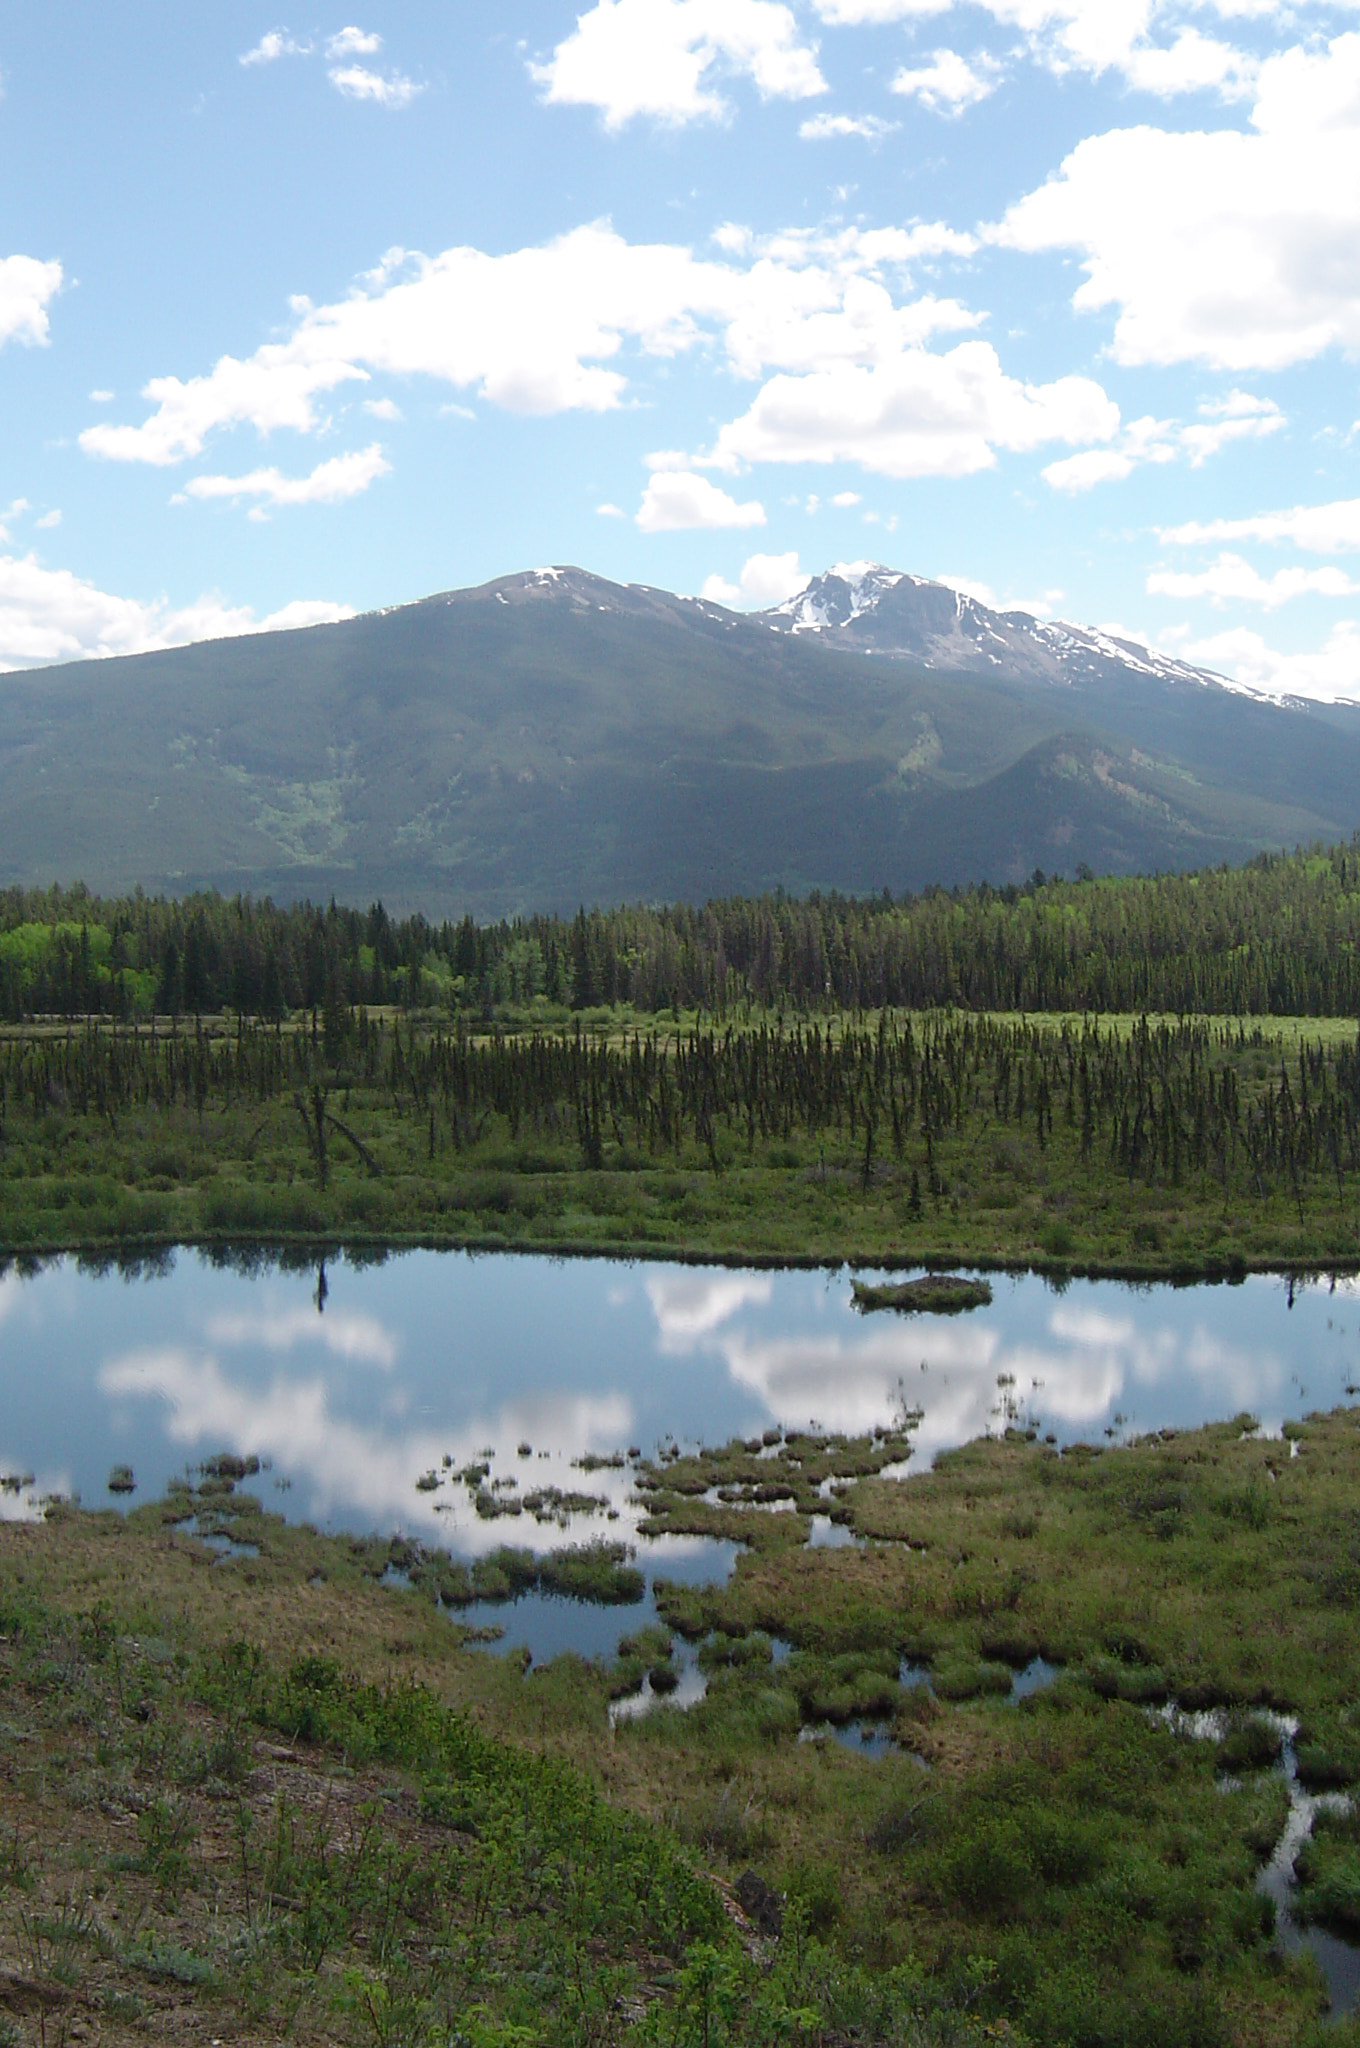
[4,841,1360,1270]
[6,836,1360,1025]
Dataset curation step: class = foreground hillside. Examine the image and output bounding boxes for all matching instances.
[4,566,1359,915]
[4,1406,1360,2044]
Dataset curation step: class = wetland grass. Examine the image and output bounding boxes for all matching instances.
[3,1006,1360,1277]
[6,1408,1360,2041]
[851,1274,993,1314]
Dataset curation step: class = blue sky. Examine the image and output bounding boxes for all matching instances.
[2,2,1360,696]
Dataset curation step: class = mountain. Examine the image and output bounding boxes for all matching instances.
[2,563,1358,918]
[769,563,1227,693]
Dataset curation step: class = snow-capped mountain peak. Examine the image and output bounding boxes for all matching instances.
[766,565,1247,698]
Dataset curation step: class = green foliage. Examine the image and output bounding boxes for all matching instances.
[1295,1806,1360,1937]
[123,1936,218,1987]
[1216,1713,1284,1775]
[9,833,1360,1024]
[5,994,1360,1271]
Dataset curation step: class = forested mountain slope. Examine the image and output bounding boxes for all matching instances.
[3,565,1358,916]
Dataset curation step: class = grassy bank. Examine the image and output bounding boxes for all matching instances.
[3,1007,1360,1275]
[4,1409,1360,2043]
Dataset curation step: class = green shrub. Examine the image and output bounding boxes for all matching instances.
[937,1815,1036,1916]
[932,1657,1013,1702]
[1215,1713,1283,1775]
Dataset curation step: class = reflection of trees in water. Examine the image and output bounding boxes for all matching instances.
[193,1242,394,1281]
[66,1245,176,1283]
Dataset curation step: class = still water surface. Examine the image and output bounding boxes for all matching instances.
[2,1249,1356,1548]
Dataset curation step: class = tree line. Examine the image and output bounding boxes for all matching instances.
[6,1007,1359,1214]
[5,835,1360,1022]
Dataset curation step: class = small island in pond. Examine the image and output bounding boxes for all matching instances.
[851,1273,994,1314]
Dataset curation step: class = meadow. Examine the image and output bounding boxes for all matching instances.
[3,1405,1360,2043]
[1,1003,1359,1276]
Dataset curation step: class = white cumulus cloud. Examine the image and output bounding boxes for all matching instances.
[995,32,1360,371]
[0,553,352,671]
[1179,390,1284,464]
[0,256,63,349]
[77,219,981,467]
[943,572,1064,617]
[241,24,417,102]
[1120,27,1255,99]
[735,549,809,601]
[723,277,981,383]
[814,1,1258,100]
[240,29,311,65]
[1043,393,1282,491]
[1174,621,1360,703]
[177,443,391,511]
[328,64,423,107]
[326,26,383,58]
[701,550,808,606]
[701,341,1118,480]
[1147,553,1360,610]
[1160,498,1360,555]
[812,0,938,18]
[637,470,766,531]
[531,0,827,130]
[1043,445,1153,492]
[82,353,369,466]
[891,49,997,114]
[799,111,898,139]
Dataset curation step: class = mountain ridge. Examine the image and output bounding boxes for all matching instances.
[311,558,1254,702]
[1,562,1357,917]
[766,561,1261,698]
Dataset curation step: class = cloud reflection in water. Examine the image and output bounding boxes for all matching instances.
[645,1271,773,1349]
[99,1342,637,1550]
[202,1302,398,1369]
[640,1272,1299,1458]
[3,1256,1329,1555]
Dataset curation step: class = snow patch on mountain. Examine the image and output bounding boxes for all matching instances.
[767,564,1263,700]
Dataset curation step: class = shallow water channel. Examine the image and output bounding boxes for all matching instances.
[3,1246,1359,2004]
[1160,1707,1360,2017]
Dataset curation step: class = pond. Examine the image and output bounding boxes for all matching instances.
[3,1243,1356,1668]
[2,1249,1354,1551]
